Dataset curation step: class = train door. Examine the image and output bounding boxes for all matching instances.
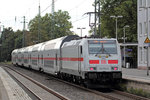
[41,54,43,67]
[37,53,40,68]
[55,52,59,73]
[59,48,62,71]
[78,46,82,74]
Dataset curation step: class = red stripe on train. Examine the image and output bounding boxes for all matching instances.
[89,60,99,64]
[60,57,83,61]
[29,57,83,61]
[108,60,118,64]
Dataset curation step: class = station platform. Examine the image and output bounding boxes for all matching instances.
[0,67,32,100]
[122,68,150,83]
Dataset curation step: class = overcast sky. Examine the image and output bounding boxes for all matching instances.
[0,0,94,36]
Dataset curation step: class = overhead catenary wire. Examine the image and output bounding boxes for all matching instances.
[41,0,58,14]
[68,0,89,12]
[72,16,88,23]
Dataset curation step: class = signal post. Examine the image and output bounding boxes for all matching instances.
[144,37,150,76]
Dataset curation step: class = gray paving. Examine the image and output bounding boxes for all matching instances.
[122,68,150,83]
[0,67,32,100]
[0,76,9,100]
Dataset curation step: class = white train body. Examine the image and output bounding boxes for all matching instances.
[12,35,122,87]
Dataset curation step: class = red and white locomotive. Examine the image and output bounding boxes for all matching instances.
[12,35,122,88]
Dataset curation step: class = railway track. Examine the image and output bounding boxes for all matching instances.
[3,66,68,100]
[3,65,150,100]
[49,72,150,100]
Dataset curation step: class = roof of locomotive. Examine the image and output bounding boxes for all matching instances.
[62,37,118,47]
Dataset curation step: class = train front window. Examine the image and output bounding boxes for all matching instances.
[88,40,117,54]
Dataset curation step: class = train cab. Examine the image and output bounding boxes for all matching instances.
[83,39,122,83]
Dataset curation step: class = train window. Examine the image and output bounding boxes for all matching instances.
[80,46,82,54]
[56,54,57,66]
[88,40,117,54]
[38,55,39,63]
[41,55,43,64]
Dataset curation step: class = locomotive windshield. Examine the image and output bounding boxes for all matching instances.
[88,40,117,54]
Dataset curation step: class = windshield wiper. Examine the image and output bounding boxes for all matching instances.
[95,43,111,56]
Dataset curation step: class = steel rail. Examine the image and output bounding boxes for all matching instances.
[4,68,42,100]
[4,65,69,100]
[5,65,150,100]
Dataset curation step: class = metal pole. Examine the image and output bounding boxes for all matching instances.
[81,29,83,37]
[110,16,122,39]
[116,18,118,39]
[98,1,101,38]
[147,47,149,75]
[123,25,129,68]
[77,27,86,37]
[23,16,25,47]
[94,0,97,36]
[146,6,149,76]
[38,1,41,43]
[52,0,55,14]
[123,27,126,67]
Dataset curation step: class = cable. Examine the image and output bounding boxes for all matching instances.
[72,16,88,23]
[68,0,89,12]
[41,0,58,14]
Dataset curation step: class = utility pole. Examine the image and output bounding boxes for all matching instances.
[94,0,97,36]
[98,1,101,38]
[52,0,55,14]
[51,0,55,39]
[22,16,27,47]
[38,1,41,43]
[84,12,96,36]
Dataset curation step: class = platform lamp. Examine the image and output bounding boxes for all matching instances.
[77,27,86,37]
[110,15,123,40]
[123,25,129,68]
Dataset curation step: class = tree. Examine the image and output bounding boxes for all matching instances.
[98,0,137,42]
[98,0,137,66]
[0,10,74,62]
[28,10,73,44]
[0,27,15,61]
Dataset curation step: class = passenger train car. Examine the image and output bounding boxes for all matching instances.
[12,35,122,88]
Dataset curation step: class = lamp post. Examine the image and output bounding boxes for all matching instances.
[110,15,123,39]
[123,25,129,68]
[77,27,86,37]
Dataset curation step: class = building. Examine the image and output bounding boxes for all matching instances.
[138,0,150,69]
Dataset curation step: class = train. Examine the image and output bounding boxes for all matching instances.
[12,35,122,88]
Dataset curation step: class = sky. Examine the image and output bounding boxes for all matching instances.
[0,0,94,37]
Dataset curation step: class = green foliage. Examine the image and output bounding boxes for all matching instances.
[99,0,137,42]
[0,10,73,62]
[28,10,73,43]
[0,28,16,61]
[127,87,150,98]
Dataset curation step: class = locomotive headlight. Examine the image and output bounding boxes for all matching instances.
[111,67,118,71]
[90,67,96,71]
